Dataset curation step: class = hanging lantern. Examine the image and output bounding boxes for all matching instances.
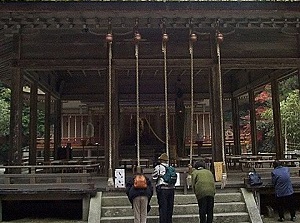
[190,33,197,42]
[134,32,142,43]
[162,33,169,42]
[106,33,113,43]
[216,32,224,44]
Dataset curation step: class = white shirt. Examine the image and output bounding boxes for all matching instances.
[152,162,169,186]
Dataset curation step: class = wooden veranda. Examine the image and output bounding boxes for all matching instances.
[0,1,300,181]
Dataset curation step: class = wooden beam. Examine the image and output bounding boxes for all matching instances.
[232,68,297,97]
[61,92,229,102]
[13,58,300,70]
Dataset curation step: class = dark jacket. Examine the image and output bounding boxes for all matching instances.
[125,174,153,208]
[272,165,294,197]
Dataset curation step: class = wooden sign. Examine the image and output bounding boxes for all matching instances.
[214,162,223,182]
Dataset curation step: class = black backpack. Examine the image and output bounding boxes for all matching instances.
[248,169,263,186]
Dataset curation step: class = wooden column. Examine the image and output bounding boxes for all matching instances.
[175,79,185,158]
[111,68,119,168]
[271,79,284,159]
[210,30,225,163]
[249,90,258,155]
[44,92,51,161]
[9,34,23,165]
[231,96,241,155]
[298,68,300,93]
[210,65,225,162]
[29,82,38,165]
[155,111,162,141]
[53,98,62,160]
[209,71,216,159]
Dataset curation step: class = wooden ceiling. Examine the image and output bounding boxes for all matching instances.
[0,2,300,109]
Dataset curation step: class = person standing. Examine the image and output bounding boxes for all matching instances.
[126,168,153,223]
[191,160,216,223]
[152,153,175,223]
[271,160,296,222]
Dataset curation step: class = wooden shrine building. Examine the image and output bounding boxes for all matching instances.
[0,0,300,179]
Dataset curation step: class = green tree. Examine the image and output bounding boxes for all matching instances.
[0,83,45,163]
[0,87,11,136]
[280,89,300,144]
[261,89,300,148]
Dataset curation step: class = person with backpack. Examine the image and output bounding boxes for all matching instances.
[126,168,153,223]
[152,153,176,223]
[190,160,216,223]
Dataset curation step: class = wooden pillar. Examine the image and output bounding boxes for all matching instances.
[9,34,23,165]
[111,68,119,168]
[249,90,258,155]
[53,99,62,160]
[175,78,185,158]
[231,96,241,155]
[210,65,225,162]
[29,82,38,165]
[155,111,162,140]
[298,68,300,93]
[209,71,216,159]
[271,79,284,159]
[209,30,225,163]
[44,92,51,161]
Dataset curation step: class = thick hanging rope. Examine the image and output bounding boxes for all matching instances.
[162,33,169,159]
[106,32,114,187]
[135,32,141,168]
[216,30,227,188]
[143,117,166,144]
[189,32,197,165]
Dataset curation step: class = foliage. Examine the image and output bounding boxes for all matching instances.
[0,87,11,136]
[259,86,300,151]
[0,83,45,163]
[280,89,300,143]
[240,76,300,153]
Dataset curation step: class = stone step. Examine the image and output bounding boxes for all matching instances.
[100,212,250,223]
[102,201,247,217]
[101,192,243,206]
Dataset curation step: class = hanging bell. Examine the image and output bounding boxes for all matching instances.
[106,33,113,43]
[216,32,224,44]
[190,33,197,42]
[134,33,142,43]
[162,33,169,42]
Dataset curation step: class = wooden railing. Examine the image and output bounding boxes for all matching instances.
[0,165,98,194]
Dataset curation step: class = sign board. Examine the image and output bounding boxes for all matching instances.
[214,162,223,182]
[115,168,125,188]
[175,173,180,187]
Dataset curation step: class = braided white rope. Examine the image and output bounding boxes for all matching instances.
[162,41,169,158]
[144,117,165,144]
[107,40,114,187]
[189,41,194,165]
[135,43,140,167]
